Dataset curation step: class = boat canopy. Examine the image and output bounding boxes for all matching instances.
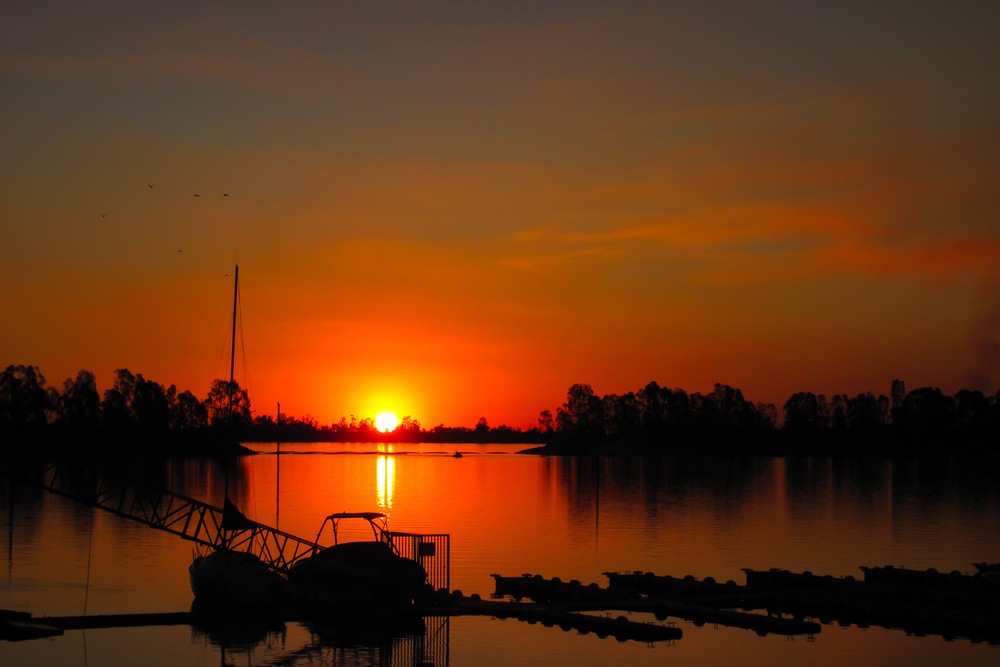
[314,511,390,546]
[325,512,387,521]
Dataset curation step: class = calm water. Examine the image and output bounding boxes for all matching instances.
[2,443,1000,666]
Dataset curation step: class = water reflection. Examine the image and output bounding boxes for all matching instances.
[192,614,448,667]
[377,451,396,511]
[4,449,1000,667]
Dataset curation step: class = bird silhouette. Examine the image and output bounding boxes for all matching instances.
[223,193,229,197]
[193,193,200,197]
[99,213,107,218]
[147,184,154,189]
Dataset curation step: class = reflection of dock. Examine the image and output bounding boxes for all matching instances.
[743,565,1000,644]
[8,563,998,650]
[436,591,683,642]
[2,610,192,640]
[489,574,819,638]
[602,565,1000,644]
[3,607,448,666]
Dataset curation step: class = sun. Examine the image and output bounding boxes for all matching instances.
[375,411,399,433]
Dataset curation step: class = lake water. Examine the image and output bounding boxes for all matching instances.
[2,443,999,666]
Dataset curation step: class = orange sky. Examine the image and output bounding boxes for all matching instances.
[2,2,999,428]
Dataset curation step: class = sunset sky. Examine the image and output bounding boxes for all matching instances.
[3,2,999,429]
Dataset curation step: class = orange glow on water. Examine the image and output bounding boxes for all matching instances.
[377,454,395,510]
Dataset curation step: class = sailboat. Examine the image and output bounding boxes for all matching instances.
[189,265,285,607]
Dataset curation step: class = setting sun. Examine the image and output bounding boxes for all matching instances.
[375,411,399,433]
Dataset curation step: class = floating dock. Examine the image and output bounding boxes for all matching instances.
[604,564,1000,644]
[7,563,999,646]
[743,565,1000,643]
[490,573,819,637]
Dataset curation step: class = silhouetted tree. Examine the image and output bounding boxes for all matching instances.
[537,409,554,433]
[99,369,172,433]
[846,392,884,431]
[890,378,906,424]
[827,394,849,431]
[0,364,50,427]
[704,383,758,431]
[896,387,954,438]
[132,375,170,432]
[204,378,252,429]
[601,392,641,442]
[355,416,376,440]
[636,381,668,439]
[756,402,778,429]
[953,389,989,430]
[169,387,208,429]
[101,368,136,429]
[783,392,824,432]
[399,415,421,435]
[59,369,101,429]
[556,384,602,440]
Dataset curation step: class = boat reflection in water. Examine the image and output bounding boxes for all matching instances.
[191,612,447,667]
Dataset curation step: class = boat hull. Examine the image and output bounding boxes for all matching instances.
[288,541,428,608]
[189,550,285,607]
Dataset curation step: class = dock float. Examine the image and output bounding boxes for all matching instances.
[605,564,1000,644]
[743,565,1000,644]
[490,573,821,637]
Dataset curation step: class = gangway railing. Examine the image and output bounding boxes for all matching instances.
[20,460,322,572]
[3,460,451,591]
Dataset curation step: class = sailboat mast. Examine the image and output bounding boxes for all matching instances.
[227,265,239,425]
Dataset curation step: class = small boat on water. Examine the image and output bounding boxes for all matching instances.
[287,512,429,608]
[189,494,286,606]
[189,548,285,607]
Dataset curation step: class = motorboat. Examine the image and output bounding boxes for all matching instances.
[287,512,429,608]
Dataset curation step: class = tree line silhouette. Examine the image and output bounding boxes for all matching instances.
[0,364,541,453]
[1,364,997,455]
[539,380,999,454]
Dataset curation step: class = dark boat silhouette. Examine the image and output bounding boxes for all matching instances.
[287,512,429,608]
[189,266,284,606]
[188,544,285,607]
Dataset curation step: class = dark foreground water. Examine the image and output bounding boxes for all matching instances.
[3,443,1000,665]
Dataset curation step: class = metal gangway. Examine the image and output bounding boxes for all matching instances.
[3,459,450,590]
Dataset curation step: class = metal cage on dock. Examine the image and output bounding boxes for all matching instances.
[388,531,451,592]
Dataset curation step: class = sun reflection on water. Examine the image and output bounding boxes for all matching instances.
[376,453,395,509]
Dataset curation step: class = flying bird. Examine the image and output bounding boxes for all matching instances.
[99,213,106,218]
[223,193,229,197]
[193,193,200,197]
[147,184,154,189]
